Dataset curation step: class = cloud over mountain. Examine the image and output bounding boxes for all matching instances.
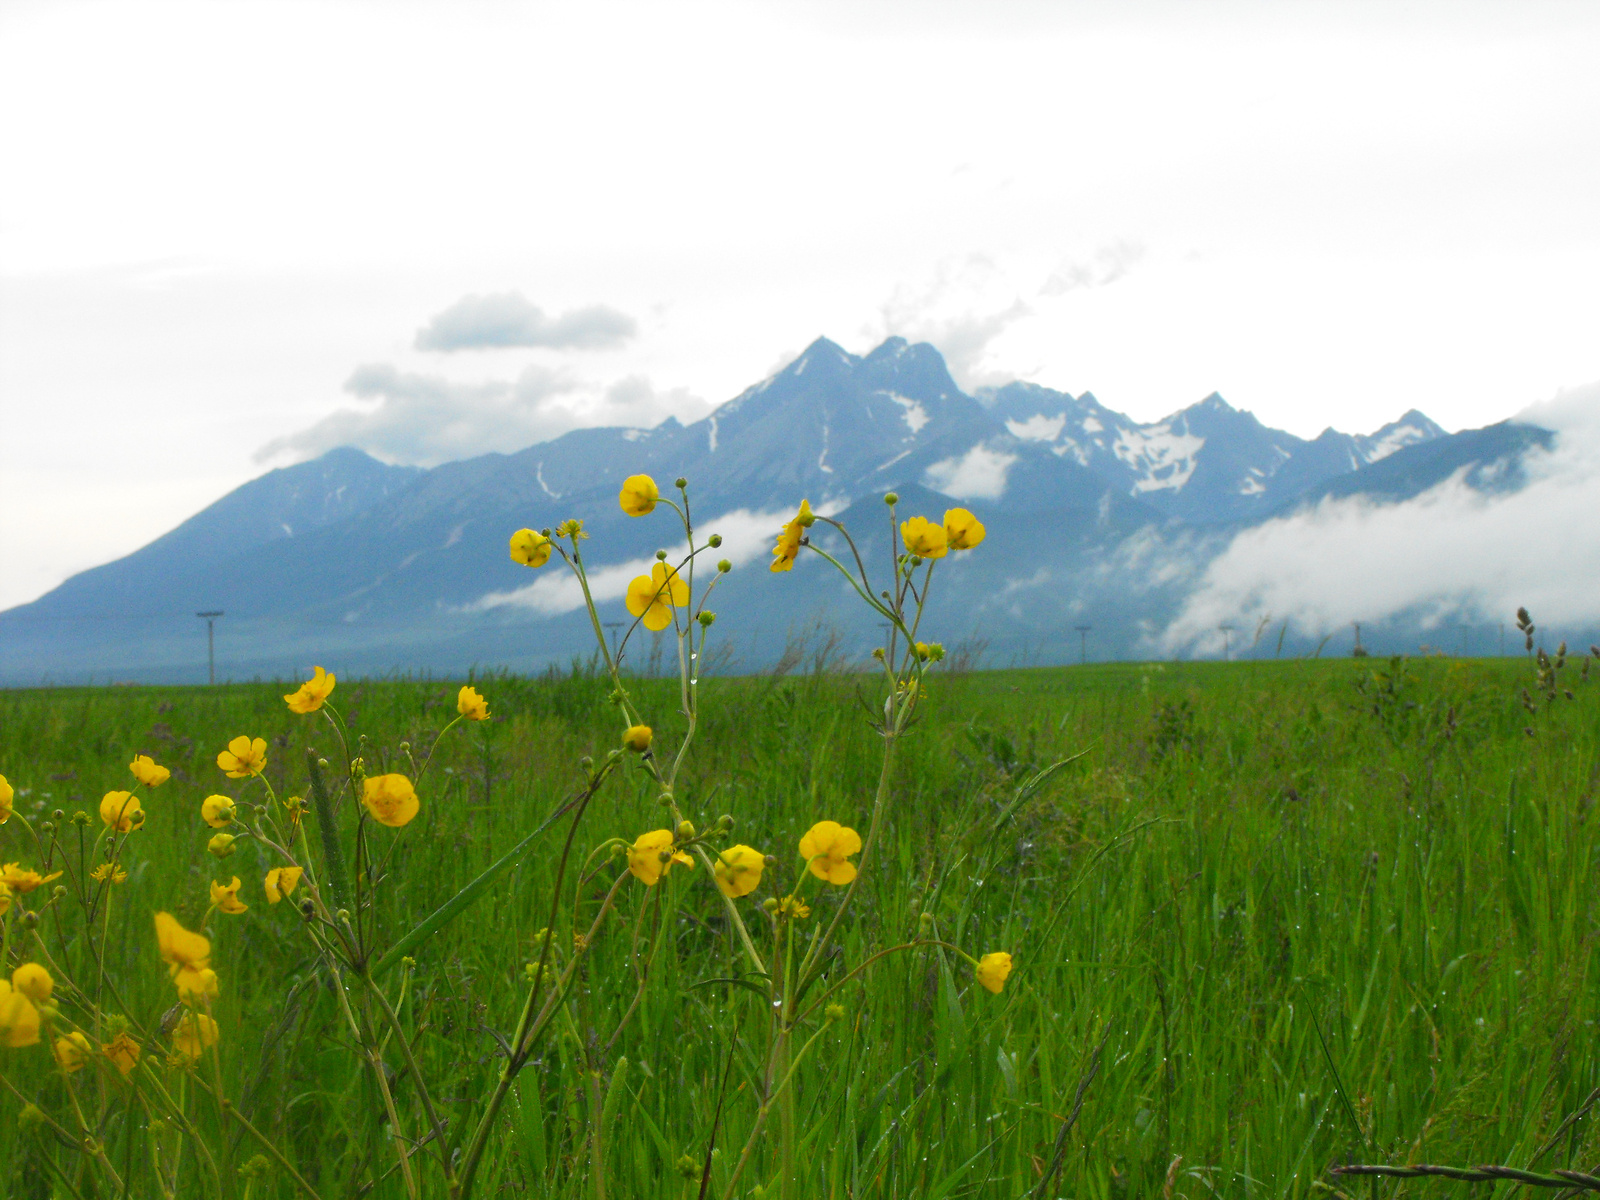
[1159,381,1600,655]
[414,292,637,351]
[256,363,709,467]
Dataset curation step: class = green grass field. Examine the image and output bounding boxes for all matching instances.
[2,653,1598,1198]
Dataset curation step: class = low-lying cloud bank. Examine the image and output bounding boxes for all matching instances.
[1159,381,1600,656]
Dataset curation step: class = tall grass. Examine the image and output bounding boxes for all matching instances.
[2,653,1597,1197]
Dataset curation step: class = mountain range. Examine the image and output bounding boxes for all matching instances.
[0,336,1556,684]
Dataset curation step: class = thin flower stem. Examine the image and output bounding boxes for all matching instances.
[359,970,451,1180]
[719,1018,834,1200]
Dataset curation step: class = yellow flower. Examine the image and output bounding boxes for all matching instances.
[264,866,303,904]
[627,830,694,886]
[900,516,948,559]
[284,665,336,714]
[778,896,811,920]
[217,736,267,778]
[555,518,588,540]
[625,562,687,632]
[91,863,128,884]
[976,951,1013,995]
[1,863,62,893]
[207,833,237,859]
[210,876,248,915]
[12,963,53,1003]
[99,790,145,833]
[201,794,237,828]
[0,981,41,1048]
[0,883,10,917]
[282,795,306,826]
[54,1031,93,1073]
[622,724,653,754]
[129,754,171,787]
[172,1012,219,1062]
[770,500,814,573]
[458,685,490,721]
[102,1032,140,1076]
[798,821,862,886]
[176,967,219,1002]
[362,774,420,828]
[619,474,660,517]
[155,912,212,984]
[713,844,765,898]
[509,528,553,567]
[944,507,985,550]
[0,773,12,824]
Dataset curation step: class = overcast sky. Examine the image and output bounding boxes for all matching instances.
[3,0,1598,610]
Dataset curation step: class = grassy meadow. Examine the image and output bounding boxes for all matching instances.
[2,652,1598,1198]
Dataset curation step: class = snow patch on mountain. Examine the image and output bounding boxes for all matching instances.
[1116,425,1205,493]
[924,443,1018,501]
[883,392,930,436]
[1006,414,1066,442]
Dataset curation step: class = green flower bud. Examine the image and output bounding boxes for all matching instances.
[708,533,723,548]
[717,559,732,573]
[884,492,899,505]
[675,477,688,490]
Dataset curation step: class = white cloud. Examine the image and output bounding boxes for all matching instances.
[469,506,794,616]
[1040,241,1147,296]
[875,256,1032,390]
[1159,382,1600,655]
[923,442,1018,501]
[256,364,710,467]
[415,292,636,351]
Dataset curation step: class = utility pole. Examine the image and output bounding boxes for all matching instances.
[1074,624,1091,666]
[195,611,223,685]
[603,621,624,663]
[1218,624,1235,661]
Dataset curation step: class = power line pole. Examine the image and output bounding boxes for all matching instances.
[195,611,223,685]
[603,621,624,663]
[1074,624,1091,665]
[1218,624,1235,662]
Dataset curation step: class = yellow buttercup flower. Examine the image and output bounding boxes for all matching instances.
[176,966,219,1002]
[0,981,41,1048]
[201,795,237,828]
[458,685,490,721]
[976,951,1013,994]
[555,518,588,540]
[284,665,336,714]
[91,863,129,884]
[713,844,765,898]
[510,528,553,568]
[12,963,53,1003]
[210,876,248,915]
[207,833,237,859]
[264,866,303,904]
[0,883,11,917]
[155,912,212,984]
[625,562,687,632]
[900,516,948,560]
[798,821,862,886]
[770,500,814,573]
[100,790,145,833]
[627,830,694,886]
[172,1012,219,1062]
[778,896,811,920]
[362,774,420,828]
[619,474,660,517]
[622,724,653,754]
[102,1032,140,1076]
[54,1031,93,1073]
[0,773,13,824]
[0,863,63,893]
[129,754,171,787]
[217,736,267,778]
[943,507,985,550]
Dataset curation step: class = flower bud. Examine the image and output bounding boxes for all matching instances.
[675,476,688,489]
[764,854,778,867]
[918,911,934,932]
[872,647,886,661]
[623,725,653,754]
[927,643,945,662]
[699,611,716,627]
[677,819,696,839]
[40,821,54,834]
[708,533,723,548]
[207,832,237,859]
[717,559,732,573]
[762,897,779,914]
[71,811,90,826]
[657,791,674,807]
[52,885,67,900]
[336,909,351,924]
[716,814,733,832]
[580,755,594,771]
[655,549,668,561]
[21,911,38,929]
[52,808,65,821]
[825,1003,846,1022]
[884,492,899,505]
